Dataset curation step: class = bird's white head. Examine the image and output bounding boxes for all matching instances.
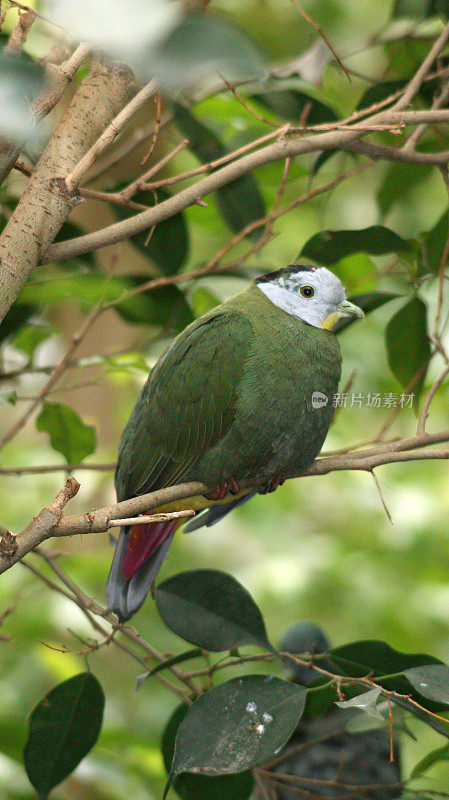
[255,264,364,330]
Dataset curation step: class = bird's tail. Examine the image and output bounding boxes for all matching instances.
[106,520,179,622]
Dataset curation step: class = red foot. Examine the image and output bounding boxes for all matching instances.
[258,474,286,495]
[204,477,240,501]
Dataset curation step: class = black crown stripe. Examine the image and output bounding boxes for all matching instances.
[255,264,317,284]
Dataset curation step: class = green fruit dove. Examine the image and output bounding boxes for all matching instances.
[106,265,364,622]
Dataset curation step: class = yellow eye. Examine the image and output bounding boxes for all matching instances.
[300,285,315,298]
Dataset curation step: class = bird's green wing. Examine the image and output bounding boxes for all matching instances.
[116,310,253,501]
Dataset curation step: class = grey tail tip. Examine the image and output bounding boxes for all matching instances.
[106,525,174,622]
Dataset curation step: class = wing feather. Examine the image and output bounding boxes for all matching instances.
[116,310,253,501]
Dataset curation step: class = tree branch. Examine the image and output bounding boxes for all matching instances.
[44,108,449,264]
[1,429,448,575]
[0,41,90,186]
[0,63,136,323]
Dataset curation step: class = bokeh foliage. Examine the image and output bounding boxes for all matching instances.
[1,0,449,798]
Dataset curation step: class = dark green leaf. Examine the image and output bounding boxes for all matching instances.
[162,704,253,800]
[411,742,449,778]
[334,291,400,333]
[116,281,193,330]
[378,163,432,215]
[155,569,274,652]
[391,694,449,737]
[175,106,265,239]
[24,672,104,800]
[330,640,441,677]
[150,13,266,94]
[136,648,204,690]
[394,0,449,17]
[165,675,306,795]
[424,209,449,273]
[175,104,225,161]
[256,90,337,124]
[112,188,189,275]
[36,402,96,464]
[0,303,37,345]
[309,149,339,179]
[300,225,411,264]
[356,79,407,111]
[385,296,431,399]
[405,664,449,705]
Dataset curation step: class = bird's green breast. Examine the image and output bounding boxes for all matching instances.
[188,285,341,484]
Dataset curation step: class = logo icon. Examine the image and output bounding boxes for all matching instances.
[312,391,328,409]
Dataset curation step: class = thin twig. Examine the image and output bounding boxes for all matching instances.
[371,470,393,524]
[287,0,351,81]
[417,362,449,434]
[65,80,157,190]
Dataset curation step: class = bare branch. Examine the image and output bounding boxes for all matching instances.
[44,108,449,264]
[1,428,448,575]
[65,80,158,190]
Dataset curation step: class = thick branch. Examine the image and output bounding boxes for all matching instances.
[1,429,448,575]
[0,63,136,323]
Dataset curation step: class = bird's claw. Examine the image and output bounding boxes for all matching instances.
[204,477,240,501]
[258,474,286,494]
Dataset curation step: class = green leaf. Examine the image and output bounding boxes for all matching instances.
[175,105,265,239]
[23,672,105,800]
[0,48,46,140]
[155,569,274,652]
[150,13,267,95]
[112,188,189,276]
[165,675,306,795]
[0,303,37,345]
[162,704,254,800]
[391,694,449,737]
[36,402,96,464]
[330,639,441,677]
[256,89,337,124]
[336,687,385,720]
[378,162,432,215]
[411,742,449,778]
[136,648,204,690]
[13,325,54,358]
[16,274,194,332]
[423,209,449,274]
[394,0,449,17]
[300,225,412,264]
[356,79,407,111]
[115,281,194,330]
[405,664,449,705]
[385,296,431,399]
[334,291,400,333]
[0,389,18,406]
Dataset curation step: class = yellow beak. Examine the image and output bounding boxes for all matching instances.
[336,299,365,320]
[321,299,365,331]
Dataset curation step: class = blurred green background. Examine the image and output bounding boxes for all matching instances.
[1,0,449,796]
